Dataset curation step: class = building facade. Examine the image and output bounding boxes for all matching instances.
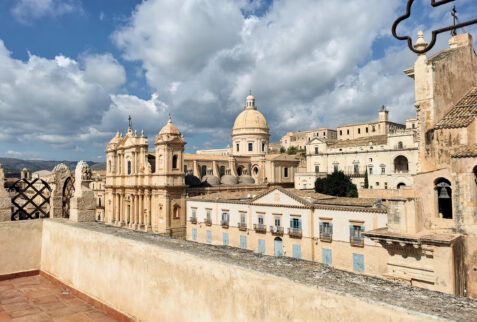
[295,108,418,190]
[280,128,337,150]
[186,187,388,276]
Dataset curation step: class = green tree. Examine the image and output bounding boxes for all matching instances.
[279,146,286,154]
[286,146,298,155]
[315,171,358,198]
[364,168,369,189]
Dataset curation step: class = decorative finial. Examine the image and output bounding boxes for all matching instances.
[141,129,144,137]
[128,115,132,128]
[413,30,428,54]
[134,129,137,136]
[168,113,172,123]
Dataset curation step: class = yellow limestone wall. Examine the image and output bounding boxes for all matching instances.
[0,220,43,275]
[39,220,439,322]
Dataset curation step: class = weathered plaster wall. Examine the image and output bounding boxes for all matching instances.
[40,220,452,322]
[0,220,43,275]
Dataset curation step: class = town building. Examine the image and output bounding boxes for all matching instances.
[364,32,477,298]
[186,187,388,276]
[280,128,337,151]
[295,108,418,190]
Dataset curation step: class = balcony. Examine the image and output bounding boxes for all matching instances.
[288,228,302,239]
[320,232,332,242]
[350,236,364,247]
[204,218,212,226]
[253,224,267,233]
[270,226,284,236]
[221,220,229,228]
[190,217,197,224]
[237,222,247,231]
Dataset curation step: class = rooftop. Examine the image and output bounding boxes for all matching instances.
[435,87,477,129]
[328,135,388,148]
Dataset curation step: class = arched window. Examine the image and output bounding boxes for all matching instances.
[127,161,132,175]
[394,155,409,173]
[237,167,243,176]
[253,167,259,176]
[219,166,226,177]
[397,182,406,189]
[435,178,452,219]
[172,155,178,169]
[397,141,403,149]
[201,165,207,178]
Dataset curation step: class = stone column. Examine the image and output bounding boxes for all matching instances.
[139,191,144,228]
[118,193,123,226]
[70,161,95,222]
[145,190,152,232]
[0,164,12,222]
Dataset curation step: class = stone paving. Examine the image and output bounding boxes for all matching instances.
[0,275,117,322]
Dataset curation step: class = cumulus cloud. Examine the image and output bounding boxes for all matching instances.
[0,39,125,151]
[11,0,82,23]
[112,0,414,148]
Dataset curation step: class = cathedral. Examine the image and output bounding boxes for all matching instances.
[104,94,299,236]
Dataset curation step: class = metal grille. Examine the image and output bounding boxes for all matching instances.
[11,178,51,221]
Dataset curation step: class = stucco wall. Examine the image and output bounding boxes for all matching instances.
[39,220,447,322]
[0,220,43,275]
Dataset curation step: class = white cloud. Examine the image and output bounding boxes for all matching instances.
[112,0,412,146]
[0,39,125,150]
[11,0,82,23]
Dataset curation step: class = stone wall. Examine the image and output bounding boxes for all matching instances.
[0,220,43,275]
[39,220,477,321]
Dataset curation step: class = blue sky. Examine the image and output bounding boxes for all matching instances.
[0,0,475,162]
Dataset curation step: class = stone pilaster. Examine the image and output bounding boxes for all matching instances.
[70,161,96,222]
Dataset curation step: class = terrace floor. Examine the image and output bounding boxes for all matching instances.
[0,275,117,322]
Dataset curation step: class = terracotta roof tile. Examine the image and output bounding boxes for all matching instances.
[451,144,477,158]
[435,87,477,129]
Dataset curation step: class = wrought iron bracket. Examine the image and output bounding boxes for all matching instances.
[392,0,477,54]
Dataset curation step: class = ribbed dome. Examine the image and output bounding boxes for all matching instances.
[159,117,181,136]
[201,175,221,186]
[233,108,268,130]
[221,175,238,185]
[239,175,255,185]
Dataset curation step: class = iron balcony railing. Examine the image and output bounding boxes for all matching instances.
[237,222,247,231]
[190,216,197,224]
[288,228,302,238]
[204,218,212,226]
[350,236,364,247]
[221,220,229,228]
[253,223,267,233]
[320,232,332,242]
[270,225,284,236]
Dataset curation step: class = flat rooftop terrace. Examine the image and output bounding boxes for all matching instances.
[66,221,477,322]
[0,275,117,321]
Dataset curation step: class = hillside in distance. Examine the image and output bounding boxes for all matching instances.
[0,158,102,177]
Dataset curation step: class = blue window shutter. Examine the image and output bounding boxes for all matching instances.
[361,225,365,232]
[319,222,323,233]
[349,225,353,237]
[329,223,333,234]
[298,219,302,229]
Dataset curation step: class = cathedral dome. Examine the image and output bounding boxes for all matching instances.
[238,175,255,185]
[159,116,181,136]
[232,95,269,131]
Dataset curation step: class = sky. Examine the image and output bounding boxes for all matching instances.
[0,0,476,162]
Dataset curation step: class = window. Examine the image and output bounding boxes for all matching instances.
[240,213,246,224]
[368,167,373,175]
[262,142,265,152]
[397,141,403,149]
[381,166,385,174]
[248,143,253,152]
[314,165,320,173]
[205,210,211,225]
[206,230,212,243]
[253,167,259,176]
[376,182,379,186]
[201,165,207,177]
[173,206,180,219]
[412,123,415,129]
[369,158,373,162]
[237,167,243,176]
[353,254,364,272]
[315,146,319,154]
[172,155,178,169]
[192,209,197,219]
[192,228,197,241]
[219,166,225,177]
[349,225,365,246]
[284,167,289,177]
[236,143,239,152]
[384,182,388,189]
[258,215,264,225]
[358,128,361,134]
[339,130,342,135]
[354,164,359,174]
[322,248,332,265]
[98,197,102,208]
[347,129,349,135]
[290,218,301,229]
[184,165,187,173]
[394,155,409,173]
[274,217,281,227]
[372,126,376,132]
[127,161,132,175]
[333,164,339,172]
[221,212,230,225]
[319,221,333,241]
[366,127,368,133]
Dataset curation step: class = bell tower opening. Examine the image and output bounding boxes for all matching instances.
[435,178,452,219]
